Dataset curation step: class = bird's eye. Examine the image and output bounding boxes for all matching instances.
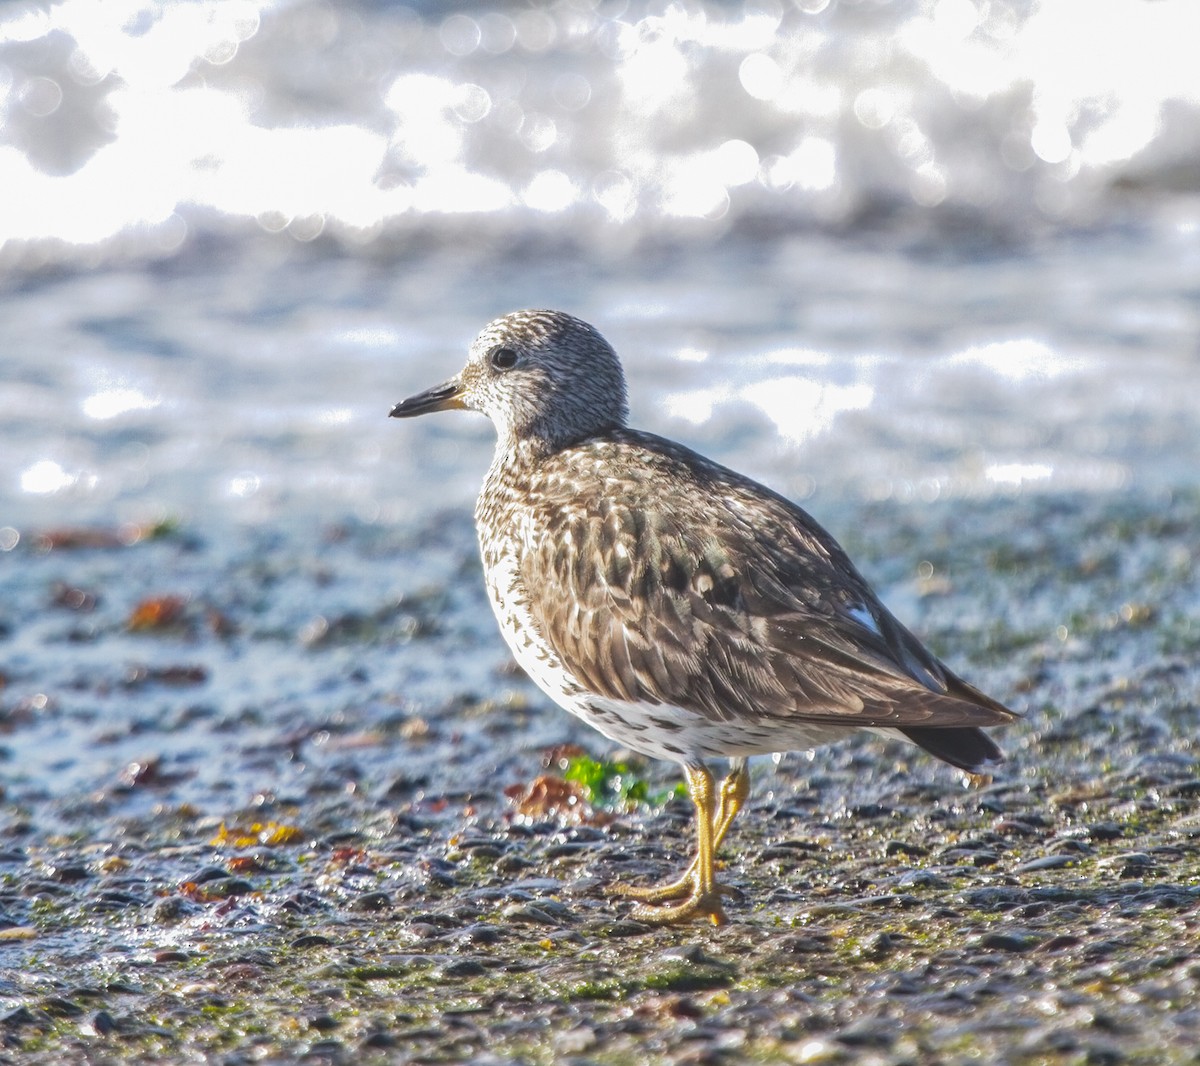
[490,347,518,371]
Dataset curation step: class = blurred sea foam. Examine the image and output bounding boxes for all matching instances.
[3,0,1199,259]
[1,0,1198,530]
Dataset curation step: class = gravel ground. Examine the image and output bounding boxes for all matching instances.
[2,487,1199,1064]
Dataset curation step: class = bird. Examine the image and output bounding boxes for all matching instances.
[390,309,1018,926]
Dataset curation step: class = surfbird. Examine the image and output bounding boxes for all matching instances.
[391,309,1018,925]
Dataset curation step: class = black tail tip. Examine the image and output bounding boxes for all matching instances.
[901,726,1004,774]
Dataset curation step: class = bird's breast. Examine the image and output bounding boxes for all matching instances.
[476,490,592,714]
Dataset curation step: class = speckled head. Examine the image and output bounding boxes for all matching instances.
[390,309,629,450]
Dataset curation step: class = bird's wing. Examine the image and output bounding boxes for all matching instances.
[520,434,1015,730]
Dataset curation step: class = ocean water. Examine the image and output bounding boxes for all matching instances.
[2,0,1199,534]
[0,2,1198,808]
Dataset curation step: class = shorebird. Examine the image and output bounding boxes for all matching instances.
[391,309,1017,925]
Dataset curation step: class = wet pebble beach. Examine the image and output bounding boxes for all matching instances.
[4,0,1200,1061]
[3,485,1200,1064]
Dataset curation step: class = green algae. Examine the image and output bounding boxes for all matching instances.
[561,752,685,810]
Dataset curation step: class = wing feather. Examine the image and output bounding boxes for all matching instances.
[518,431,1017,731]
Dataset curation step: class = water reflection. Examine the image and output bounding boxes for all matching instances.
[81,385,161,420]
[0,0,1197,263]
[21,458,80,495]
[0,1,1196,525]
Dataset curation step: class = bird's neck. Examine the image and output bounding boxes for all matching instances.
[491,429,555,469]
[482,424,617,506]
[490,416,622,468]
[476,435,545,536]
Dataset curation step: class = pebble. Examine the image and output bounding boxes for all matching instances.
[440,959,488,978]
[972,930,1043,953]
[835,1019,895,1048]
[1013,854,1077,873]
[353,891,393,912]
[501,902,570,925]
[292,934,335,949]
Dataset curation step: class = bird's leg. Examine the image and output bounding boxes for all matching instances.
[650,759,751,892]
[611,761,740,925]
[710,757,750,854]
[611,758,750,906]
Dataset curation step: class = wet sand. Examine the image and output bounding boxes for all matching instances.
[3,486,1199,1063]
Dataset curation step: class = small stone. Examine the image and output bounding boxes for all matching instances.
[304,1038,346,1063]
[153,896,198,922]
[501,901,570,924]
[90,889,149,910]
[353,891,392,912]
[440,958,487,978]
[1039,934,1082,952]
[1022,1026,1080,1054]
[291,934,335,949]
[974,930,1042,953]
[188,865,231,885]
[555,1026,597,1053]
[457,923,505,945]
[993,818,1044,837]
[361,1032,397,1049]
[847,803,893,820]
[772,933,833,955]
[507,877,566,893]
[835,1019,895,1048]
[543,842,591,859]
[1013,854,1076,873]
[893,869,949,889]
[196,877,255,899]
[599,920,654,937]
[46,863,91,883]
[789,1037,845,1063]
[884,839,929,857]
[658,943,710,965]
[1098,851,1154,869]
[858,932,903,960]
[1048,838,1094,856]
[464,843,503,860]
[41,997,84,1018]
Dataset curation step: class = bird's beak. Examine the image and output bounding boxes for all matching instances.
[389,376,467,418]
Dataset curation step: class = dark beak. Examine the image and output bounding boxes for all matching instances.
[389,377,467,418]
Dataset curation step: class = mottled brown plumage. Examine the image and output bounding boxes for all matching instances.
[511,430,1011,735]
[391,309,1019,925]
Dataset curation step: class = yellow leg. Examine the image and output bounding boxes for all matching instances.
[609,759,750,925]
[711,758,750,853]
[614,759,750,902]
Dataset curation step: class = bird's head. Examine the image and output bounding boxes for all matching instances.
[390,309,629,450]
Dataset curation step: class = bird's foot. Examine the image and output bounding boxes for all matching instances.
[608,870,694,905]
[609,870,738,926]
[630,886,733,926]
[607,761,748,926]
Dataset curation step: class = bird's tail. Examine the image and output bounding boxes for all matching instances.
[901,726,1003,773]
